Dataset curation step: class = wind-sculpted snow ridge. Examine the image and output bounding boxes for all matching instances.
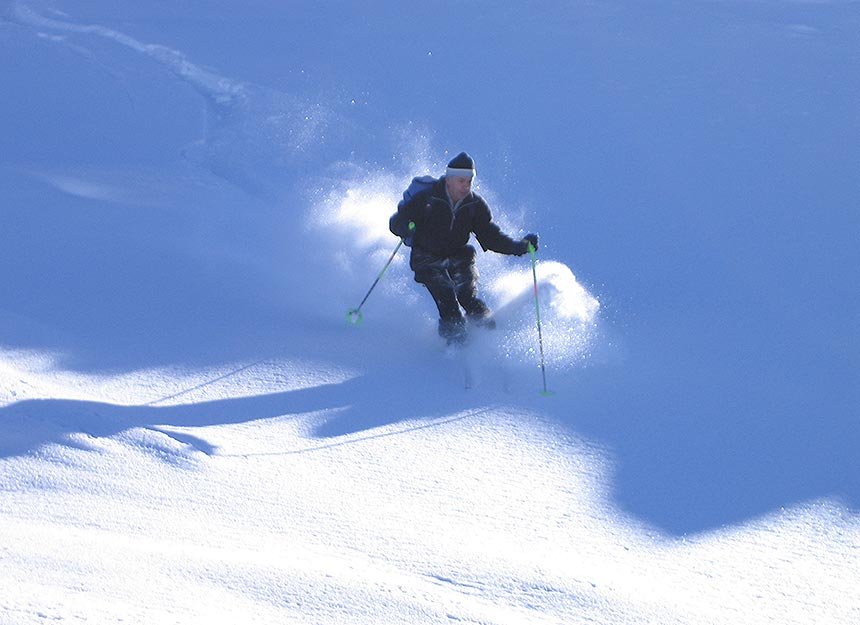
[8,1,339,197]
[9,3,245,104]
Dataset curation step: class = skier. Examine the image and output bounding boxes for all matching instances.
[389,151,539,345]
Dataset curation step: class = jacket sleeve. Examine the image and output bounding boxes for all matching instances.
[471,200,528,256]
[389,203,414,239]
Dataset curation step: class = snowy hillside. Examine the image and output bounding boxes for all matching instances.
[2,1,859,623]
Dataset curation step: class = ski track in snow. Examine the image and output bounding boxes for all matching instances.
[7,0,340,198]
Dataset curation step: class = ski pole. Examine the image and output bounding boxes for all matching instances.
[528,242,554,396]
[347,222,414,325]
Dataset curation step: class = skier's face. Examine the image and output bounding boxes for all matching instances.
[446,175,473,203]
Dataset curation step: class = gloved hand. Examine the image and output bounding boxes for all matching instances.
[401,221,416,247]
[516,233,538,255]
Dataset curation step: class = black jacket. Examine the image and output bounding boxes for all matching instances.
[389,178,526,258]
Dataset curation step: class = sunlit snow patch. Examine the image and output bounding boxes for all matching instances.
[309,170,418,292]
[324,179,402,253]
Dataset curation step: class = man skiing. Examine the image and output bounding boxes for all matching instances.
[389,151,539,345]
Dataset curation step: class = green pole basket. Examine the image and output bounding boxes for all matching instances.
[346,307,363,325]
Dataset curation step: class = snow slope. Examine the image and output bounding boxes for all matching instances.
[2,1,859,623]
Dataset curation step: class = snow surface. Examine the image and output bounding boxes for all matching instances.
[2,1,859,623]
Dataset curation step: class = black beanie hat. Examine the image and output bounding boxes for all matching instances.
[446,152,476,178]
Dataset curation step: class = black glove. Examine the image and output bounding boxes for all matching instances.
[401,221,416,247]
[517,233,538,255]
